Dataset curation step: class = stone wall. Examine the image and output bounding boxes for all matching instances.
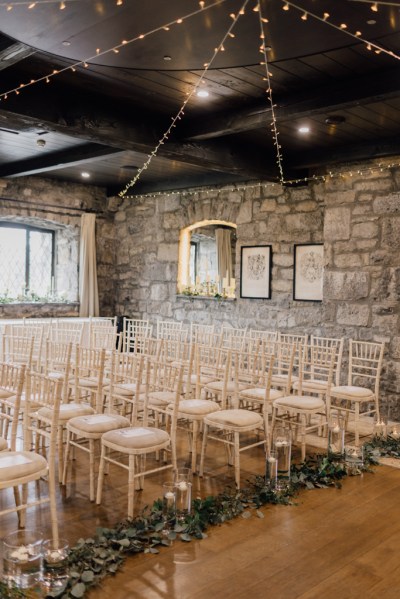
[112,158,400,418]
[0,176,116,317]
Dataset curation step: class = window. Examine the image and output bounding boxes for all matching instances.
[178,220,237,298]
[0,223,55,300]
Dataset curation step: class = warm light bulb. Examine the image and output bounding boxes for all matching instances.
[298,126,310,134]
[283,2,289,10]
[59,1,66,9]
[28,2,36,8]
[323,12,329,20]
[301,11,307,20]
[197,90,209,98]
[371,2,378,12]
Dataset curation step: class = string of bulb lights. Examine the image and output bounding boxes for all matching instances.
[119,0,252,198]
[0,0,228,101]
[122,0,400,196]
[1,0,400,195]
[122,159,400,200]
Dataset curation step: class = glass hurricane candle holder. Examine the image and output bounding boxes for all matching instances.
[388,424,400,440]
[175,480,192,521]
[162,482,177,533]
[373,415,387,439]
[42,538,69,593]
[273,426,292,491]
[327,413,345,457]
[265,449,278,488]
[2,529,43,589]
[344,445,364,474]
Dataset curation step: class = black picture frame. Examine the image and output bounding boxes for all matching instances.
[293,243,324,301]
[240,245,272,299]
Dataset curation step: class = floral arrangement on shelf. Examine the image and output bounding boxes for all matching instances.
[179,278,235,300]
[0,445,389,599]
[0,290,70,305]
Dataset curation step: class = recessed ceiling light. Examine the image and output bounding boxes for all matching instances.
[325,115,346,125]
[62,40,71,46]
[81,172,90,178]
[367,19,376,25]
[197,90,209,98]
[298,126,310,134]
[163,55,172,61]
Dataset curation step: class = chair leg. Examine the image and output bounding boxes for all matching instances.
[57,425,64,483]
[354,402,360,447]
[48,463,59,545]
[199,423,208,477]
[191,420,199,473]
[62,430,71,486]
[234,432,240,488]
[96,444,106,506]
[89,439,95,502]
[300,415,307,461]
[128,455,136,519]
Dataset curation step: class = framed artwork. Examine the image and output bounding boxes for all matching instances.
[240,245,272,299]
[293,243,324,301]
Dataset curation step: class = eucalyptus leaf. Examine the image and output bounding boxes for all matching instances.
[180,533,192,542]
[256,510,265,519]
[70,582,86,598]
[81,570,95,583]
[241,510,251,519]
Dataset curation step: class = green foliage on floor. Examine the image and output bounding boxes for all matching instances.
[0,439,394,599]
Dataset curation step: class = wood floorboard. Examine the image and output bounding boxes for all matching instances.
[1,430,400,598]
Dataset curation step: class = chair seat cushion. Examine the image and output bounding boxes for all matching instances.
[38,402,94,422]
[271,374,299,386]
[274,395,325,412]
[331,385,374,400]
[103,383,138,396]
[240,387,283,401]
[0,437,8,451]
[67,413,130,434]
[204,409,263,428]
[205,381,246,393]
[0,388,15,400]
[182,374,214,385]
[76,376,105,389]
[0,450,47,482]
[148,391,176,406]
[102,426,170,449]
[48,371,65,381]
[172,399,220,416]
[292,379,328,392]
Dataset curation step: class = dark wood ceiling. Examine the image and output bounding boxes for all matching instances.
[1,0,400,196]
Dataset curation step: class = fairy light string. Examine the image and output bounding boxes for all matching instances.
[0,0,230,102]
[122,159,400,200]
[282,0,400,60]
[257,2,284,184]
[118,0,251,198]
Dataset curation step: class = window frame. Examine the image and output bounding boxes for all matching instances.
[0,222,55,295]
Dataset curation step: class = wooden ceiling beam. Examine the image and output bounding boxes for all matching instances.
[0,143,124,178]
[0,41,36,72]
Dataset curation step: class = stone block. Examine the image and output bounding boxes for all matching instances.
[236,200,253,224]
[157,243,178,262]
[296,200,318,212]
[272,279,292,292]
[150,283,169,301]
[286,212,322,233]
[336,304,370,326]
[333,253,363,269]
[382,217,400,248]
[324,207,351,241]
[373,193,400,214]
[324,190,356,206]
[324,271,369,300]
[273,253,293,267]
[259,198,277,212]
[354,178,393,192]
[351,221,378,239]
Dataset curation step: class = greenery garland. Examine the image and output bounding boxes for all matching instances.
[0,441,393,599]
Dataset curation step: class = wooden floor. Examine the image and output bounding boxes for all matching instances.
[1,429,400,598]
